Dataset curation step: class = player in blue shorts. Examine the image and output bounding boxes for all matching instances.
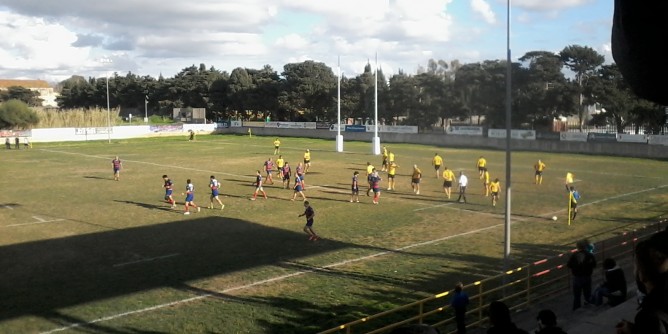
[162,175,176,208]
[350,171,360,203]
[299,201,318,240]
[370,169,382,204]
[112,156,122,181]
[182,179,200,215]
[209,175,225,210]
[282,162,292,189]
[291,174,306,201]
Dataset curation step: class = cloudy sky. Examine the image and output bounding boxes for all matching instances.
[0,0,612,83]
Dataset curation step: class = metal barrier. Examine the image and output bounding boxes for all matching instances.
[319,220,667,334]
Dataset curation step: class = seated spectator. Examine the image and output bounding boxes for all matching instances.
[616,231,668,334]
[535,309,567,334]
[487,300,528,334]
[594,258,627,306]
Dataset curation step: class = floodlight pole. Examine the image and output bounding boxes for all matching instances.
[106,75,111,143]
[144,95,149,123]
[372,52,380,155]
[504,0,512,269]
[336,56,344,152]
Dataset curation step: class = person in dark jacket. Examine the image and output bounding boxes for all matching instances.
[450,282,470,333]
[593,258,627,306]
[567,239,597,310]
[487,301,528,334]
[616,231,668,334]
[535,309,567,334]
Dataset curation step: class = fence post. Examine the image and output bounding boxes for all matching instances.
[526,265,532,307]
[477,282,483,330]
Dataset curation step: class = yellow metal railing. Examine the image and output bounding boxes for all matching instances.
[319,220,666,334]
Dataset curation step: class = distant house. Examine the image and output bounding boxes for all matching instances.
[0,79,59,107]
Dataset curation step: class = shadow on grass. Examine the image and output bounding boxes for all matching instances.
[0,216,374,323]
[84,175,112,180]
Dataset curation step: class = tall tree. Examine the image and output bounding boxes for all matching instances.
[281,61,336,121]
[588,64,642,133]
[0,86,43,106]
[560,45,605,130]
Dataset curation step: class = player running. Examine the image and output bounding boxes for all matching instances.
[387,161,398,190]
[381,146,389,171]
[303,149,311,173]
[273,138,281,155]
[183,179,200,215]
[162,175,176,208]
[350,171,360,203]
[276,155,285,179]
[299,201,319,241]
[296,162,305,190]
[568,186,580,221]
[251,170,268,200]
[263,157,275,185]
[442,166,455,199]
[291,173,306,201]
[282,162,292,189]
[490,178,501,207]
[476,156,487,179]
[370,169,382,204]
[411,164,422,195]
[112,156,122,181]
[534,159,546,184]
[365,162,375,196]
[209,175,225,210]
[432,153,443,178]
[482,169,490,196]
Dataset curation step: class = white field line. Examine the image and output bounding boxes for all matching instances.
[39,224,502,334]
[113,254,180,268]
[39,149,255,180]
[39,182,668,333]
[4,205,14,210]
[6,217,65,227]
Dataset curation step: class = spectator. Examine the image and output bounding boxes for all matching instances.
[593,258,627,306]
[5,138,10,149]
[616,231,668,334]
[535,309,567,334]
[487,300,528,334]
[14,137,20,149]
[567,239,597,310]
[450,282,470,334]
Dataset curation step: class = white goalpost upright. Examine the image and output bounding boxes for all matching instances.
[372,52,381,155]
[336,56,344,152]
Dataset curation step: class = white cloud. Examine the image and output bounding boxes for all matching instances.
[274,34,309,50]
[0,11,91,79]
[470,0,497,24]
[511,0,592,11]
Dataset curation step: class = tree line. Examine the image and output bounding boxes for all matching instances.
[2,44,666,133]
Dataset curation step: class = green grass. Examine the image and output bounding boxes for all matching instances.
[0,134,666,334]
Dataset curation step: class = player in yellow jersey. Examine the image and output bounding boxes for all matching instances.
[303,149,311,173]
[482,170,490,196]
[381,146,389,171]
[442,166,455,199]
[476,156,487,179]
[432,153,443,178]
[365,162,375,196]
[276,155,285,179]
[490,178,501,207]
[273,138,281,154]
[411,164,422,195]
[387,161,398,190]
[534,159,546,184]
[388,151,395,165]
